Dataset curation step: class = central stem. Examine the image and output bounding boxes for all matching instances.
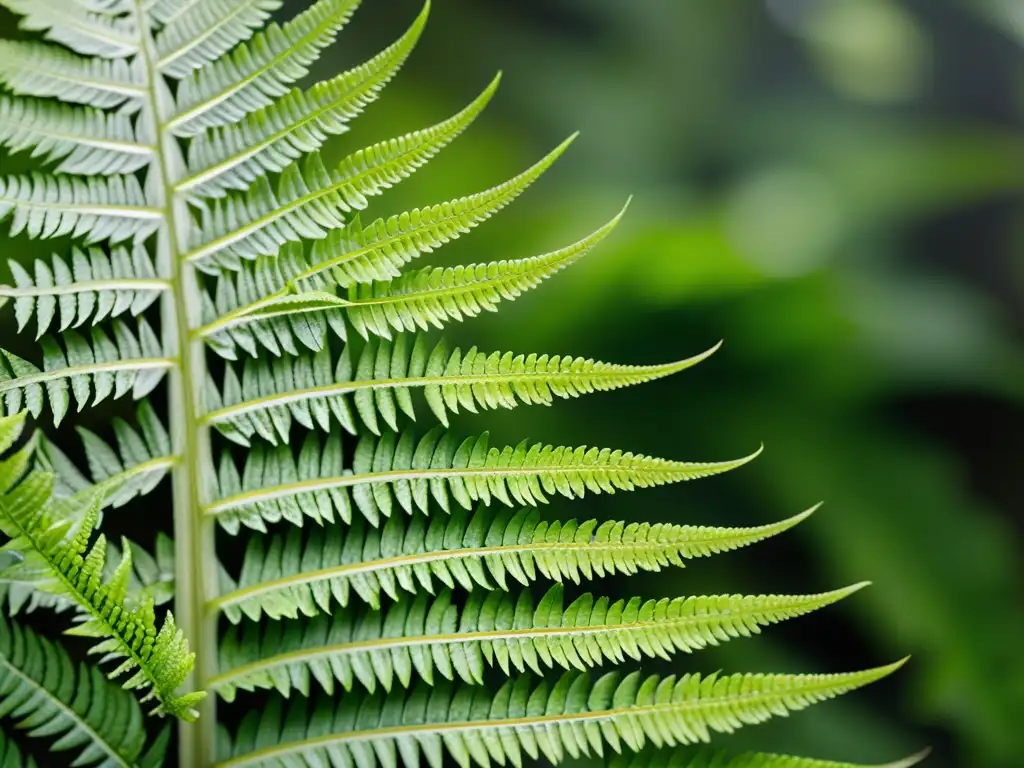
[136,7,219,765]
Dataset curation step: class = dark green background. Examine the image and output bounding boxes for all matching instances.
[2,1,1022,766]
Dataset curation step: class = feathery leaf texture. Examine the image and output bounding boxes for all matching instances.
[213,583,866,701]
[0,41,145,111]
[213,506,816,621]
[0,2,911,764]
[0,413,201,720]
[218,663,907,768]
[181,2,429,198]
[208,427,761,531]
[0,0,139,59]
[186,74,500,271]
[0,613,163,768]
[0,318,169,426]
[609,749,932,768]
[36,400,176,511]
[155,0,281,78]
[169,0,362,137]
[197,136,573,358]
[197,193,614,359]
[1,533,175,617]
[344,202,626,341]
[203,334,721,445]
[0,173,160,245]
[0,96,153,175]
[0,245,165,338]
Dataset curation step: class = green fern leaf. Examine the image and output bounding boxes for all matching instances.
[0,0,139,59]
[155,0,281,78]
[202,334,720,444]
[36,401,176,511]
[345,202,625,341]
[218,663,906,768]
[208,427,760,530]
[196,136,574,358]
[180,2,428,198]
[213,505,814,620]
[0,173,160,245]
[0,727,36,767]
[186,74,500,271]
[0,613,161,768]
[0,41,145,111]
[0,413,202,720]
[0,96,153,175]
[1,532,175,616]
[609,748,932,768]
[0,246,166,338]
[168,0,362,137]
[0,319,169,426]
[212,582,865,701]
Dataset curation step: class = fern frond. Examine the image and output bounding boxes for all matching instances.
[0,1,139,59]
[213,505,815,620]
[0,41,145,111]
[0,727,36,767]
[0,613,163,768]
[0,173,161,245]
[197,195,615,358]
[346,202,625,341]
[197,136,574,358]
[0,246,166,338]
[202,335,720,445]
[145,0,199,26]
[155,0,281,78]
[207,427,761,531]
[295,130,573,291]
[36,401,176,510]
[168,0,362,137]
[213,583,865,701]
[186,75,500,271]
[0,319,170,426]
[181,2,428,198]
[1,533,175,616]
[0,97,154,175]
[0,414,202,720]
[609,748,932,768]
[218,663,906,768]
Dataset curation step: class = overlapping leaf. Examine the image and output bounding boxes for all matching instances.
[208,427,760,531]
[213,505,816,620]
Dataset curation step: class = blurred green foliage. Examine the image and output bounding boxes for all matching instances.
[1,0,1021,766]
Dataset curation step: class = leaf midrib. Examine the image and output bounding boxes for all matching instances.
[0,650,139,768]
[210,591,842,691]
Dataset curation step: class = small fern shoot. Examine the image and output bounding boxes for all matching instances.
[0,2,923,767]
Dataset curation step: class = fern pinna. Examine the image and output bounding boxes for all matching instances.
[0,2,924,767]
